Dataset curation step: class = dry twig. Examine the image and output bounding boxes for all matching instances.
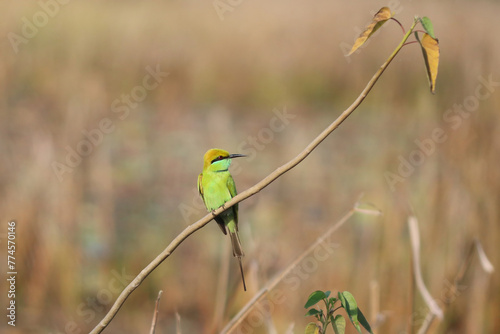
[149,290,163,334]
[89,21,416,334]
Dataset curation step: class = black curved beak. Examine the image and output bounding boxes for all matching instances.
[228,153,247,159]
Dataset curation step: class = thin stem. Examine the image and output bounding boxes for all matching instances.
[332,306,343,313]
[89,18,419,334]
[408,216,443,320]
[149,290,163,334]
[323,298,330,315]
[414,29,427,35]
[403,41,420,47]
[391,17,405,34]
[416,239,492,334]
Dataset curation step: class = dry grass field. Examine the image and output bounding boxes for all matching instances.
[1,0,499,333]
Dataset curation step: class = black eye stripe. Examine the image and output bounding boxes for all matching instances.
[211,155,226,163]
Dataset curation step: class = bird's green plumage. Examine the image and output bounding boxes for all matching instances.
[198,148,246,290]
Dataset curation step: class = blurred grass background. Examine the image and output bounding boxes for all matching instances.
[1,0,499,333]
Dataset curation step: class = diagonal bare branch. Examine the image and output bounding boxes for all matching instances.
[89,19,417,334]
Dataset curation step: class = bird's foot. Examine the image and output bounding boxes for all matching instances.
[211,209,217,217]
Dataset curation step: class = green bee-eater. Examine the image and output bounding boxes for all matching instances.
[198,148,247,291]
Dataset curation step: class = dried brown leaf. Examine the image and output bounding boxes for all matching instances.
[418,33,440,94]
[348,7,393,56]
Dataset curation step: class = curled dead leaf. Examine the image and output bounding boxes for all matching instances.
[348,7,393,56]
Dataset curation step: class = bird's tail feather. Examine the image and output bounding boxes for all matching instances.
[229,230,246,291]
[237,257,247,291]
[229,230,244,257]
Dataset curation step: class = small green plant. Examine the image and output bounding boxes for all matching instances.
[304,290,372,334]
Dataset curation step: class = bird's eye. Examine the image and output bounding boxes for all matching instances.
[212,155,225,163]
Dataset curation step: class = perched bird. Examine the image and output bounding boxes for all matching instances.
[198,148,247,291]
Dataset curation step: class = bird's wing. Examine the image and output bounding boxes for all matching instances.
[199,172,227,235]
[227,175,239,227]
[227,175,237,198]
[197,173,204,201]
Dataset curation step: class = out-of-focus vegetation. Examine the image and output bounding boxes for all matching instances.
[1,1,499,333]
